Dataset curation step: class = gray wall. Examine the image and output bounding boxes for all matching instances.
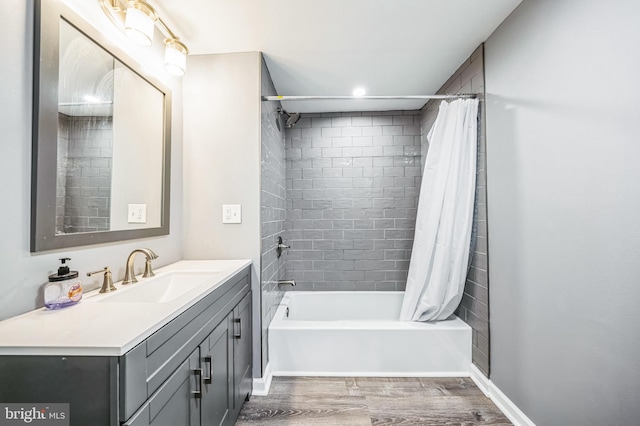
[0,0,184,321]
[284,111,421,291]
[421,45,489,376]
[485,0,640,424]
[259,57,286,371]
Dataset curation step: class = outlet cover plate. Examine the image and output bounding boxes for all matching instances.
[128,204,147,223]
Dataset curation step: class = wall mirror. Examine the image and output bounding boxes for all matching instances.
[32,0,171,252]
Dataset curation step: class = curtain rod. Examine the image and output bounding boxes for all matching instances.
[262,94,477,101]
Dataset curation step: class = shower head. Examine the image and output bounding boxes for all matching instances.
[285,112,301,128]
[277,108,301,128]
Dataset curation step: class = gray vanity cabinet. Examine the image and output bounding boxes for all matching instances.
[0,266,251,426]
[123,267,251,426]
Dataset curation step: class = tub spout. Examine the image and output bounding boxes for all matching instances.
[278,279,296,287]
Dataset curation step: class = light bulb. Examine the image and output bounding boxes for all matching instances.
[164,38,188,76]
[124,1,156,46]
[353,87,366,97]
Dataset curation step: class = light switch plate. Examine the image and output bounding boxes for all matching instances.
[128,204,147,223]
[222,204,242,224]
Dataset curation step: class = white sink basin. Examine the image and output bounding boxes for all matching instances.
[100,271,221,303]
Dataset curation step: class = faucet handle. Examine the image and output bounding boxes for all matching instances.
[142,258,155,278]
[141,249,158,277]
[276,236,290,258]
[87,267,116,293]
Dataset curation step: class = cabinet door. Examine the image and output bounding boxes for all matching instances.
[124,348,201,426]
[201,319,229,426]
[233,292,253,412]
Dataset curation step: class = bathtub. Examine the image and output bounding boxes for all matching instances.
[269,291,471,377]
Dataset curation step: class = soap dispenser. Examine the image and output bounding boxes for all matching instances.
[44,258,83,309]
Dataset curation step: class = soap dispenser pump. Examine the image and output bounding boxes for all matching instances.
[44,258,83,309]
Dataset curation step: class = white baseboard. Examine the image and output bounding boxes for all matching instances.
[469,364,491,395]
[470,364,536,426]
[271,370,470,378]
[252,362,273,396]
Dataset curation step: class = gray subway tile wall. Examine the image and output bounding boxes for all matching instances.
[284,111,422,291]
[260,58,287,372]
[56,115,113,233]
[421,44,490,376]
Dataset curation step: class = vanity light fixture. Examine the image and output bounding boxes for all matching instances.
[163,38,188,76]
[99,0,189,76]
[123,0,157,46]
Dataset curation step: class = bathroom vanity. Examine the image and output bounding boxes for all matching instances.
[0,260,252,426]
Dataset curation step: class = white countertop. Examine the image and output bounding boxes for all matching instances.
[0,260,251,357]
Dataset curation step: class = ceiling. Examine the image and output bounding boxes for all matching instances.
[153,0,522,112]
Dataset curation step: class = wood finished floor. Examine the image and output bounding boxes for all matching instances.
[236,377,512,425]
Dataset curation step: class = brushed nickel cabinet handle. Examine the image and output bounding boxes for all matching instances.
[234,318,242,339]
[192,368,202,399]
[203,356,213,384]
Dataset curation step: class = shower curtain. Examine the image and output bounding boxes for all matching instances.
[399,98,479,321]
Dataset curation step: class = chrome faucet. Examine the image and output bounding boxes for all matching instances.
[276,236,290,258]
[278,279,296,287]
[122,249,159,285]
